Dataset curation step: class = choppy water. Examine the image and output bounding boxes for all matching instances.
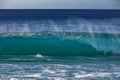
[0,56,120,80]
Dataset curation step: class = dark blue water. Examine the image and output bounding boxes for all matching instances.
[0,9,120,80]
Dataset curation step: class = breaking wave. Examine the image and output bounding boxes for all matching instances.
[0,32,120,56]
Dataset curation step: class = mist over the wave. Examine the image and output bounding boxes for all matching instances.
[0,18,120,34]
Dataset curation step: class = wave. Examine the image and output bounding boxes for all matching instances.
[0,11,120,57]
[0,32,120,57]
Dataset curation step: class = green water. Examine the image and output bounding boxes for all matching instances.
[0,32,120,56]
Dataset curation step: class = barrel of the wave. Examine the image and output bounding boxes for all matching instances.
[0,32,104,56]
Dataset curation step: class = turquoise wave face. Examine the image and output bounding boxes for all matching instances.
[0,32,120,56]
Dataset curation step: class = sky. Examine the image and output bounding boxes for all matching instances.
[0,0,120,9]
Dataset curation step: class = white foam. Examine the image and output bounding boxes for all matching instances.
[43,68,55,74]
[22,73,41,78]
[74,72,110,78]
[10,78,19,80]
[54,77,65,80]
[115,72,120,78]
[35,54,43,58]
[54,64,69,68]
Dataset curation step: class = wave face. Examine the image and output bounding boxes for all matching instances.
[0,32,120,56]
[0,10,120,57]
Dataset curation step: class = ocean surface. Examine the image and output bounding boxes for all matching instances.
[0,9,120,80]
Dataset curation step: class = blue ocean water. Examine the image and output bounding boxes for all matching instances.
[0,9,120,80]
